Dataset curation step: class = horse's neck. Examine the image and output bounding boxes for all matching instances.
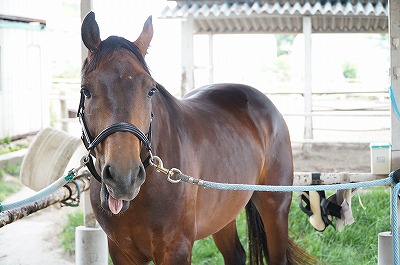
[152,84,182,128]
[153,85,182,117]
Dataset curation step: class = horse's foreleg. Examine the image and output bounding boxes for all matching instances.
[108,238,150,265]
[212,219,246,265]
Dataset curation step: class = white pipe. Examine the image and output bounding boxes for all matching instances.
[75,226,108,265]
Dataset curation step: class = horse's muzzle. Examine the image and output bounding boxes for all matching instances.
[100,163,145,214]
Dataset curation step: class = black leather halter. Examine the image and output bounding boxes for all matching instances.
[77,90,153,183]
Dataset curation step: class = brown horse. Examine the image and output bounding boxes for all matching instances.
[79,11,316,265]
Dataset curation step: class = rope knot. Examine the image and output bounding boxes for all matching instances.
[64,171,75,182]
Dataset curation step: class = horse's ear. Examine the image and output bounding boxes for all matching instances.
[133,16,153,57]
[81,11,101,53]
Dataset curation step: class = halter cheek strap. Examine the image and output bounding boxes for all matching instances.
[77,91,153,183]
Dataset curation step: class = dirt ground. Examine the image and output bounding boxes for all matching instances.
[0,143,372,264]
[0,186,77,265]
[292,143,371,173]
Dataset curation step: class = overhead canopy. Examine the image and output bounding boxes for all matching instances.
[160,0,388,33]
[0,14,46,30]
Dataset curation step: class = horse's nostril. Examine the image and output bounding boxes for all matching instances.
[103,163,145,184]
[137,164,145,181]
[103,164,114,181]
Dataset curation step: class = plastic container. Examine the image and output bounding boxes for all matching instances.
[370,142,391,175]
[20,127,84,191]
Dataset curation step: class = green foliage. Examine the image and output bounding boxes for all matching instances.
[0,162,22,200]
[60,210,84,255]
[50,102,57,127]
[1,136,11,145]
[2,163,21,176]
[343,61,358,79]
[192,210,248,264]
[276,34,296,56]
[274,54,291,82]
[0,139,28,155]
[0,181,20,201]
[192,236,223,264]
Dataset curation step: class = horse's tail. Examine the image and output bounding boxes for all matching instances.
[245,200,319,265]
[286,237,320,265]
[245,200,269,264]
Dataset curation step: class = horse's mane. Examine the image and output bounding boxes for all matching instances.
[82,36,150,76]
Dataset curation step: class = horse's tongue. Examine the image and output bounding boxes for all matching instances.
[108,195,123,214]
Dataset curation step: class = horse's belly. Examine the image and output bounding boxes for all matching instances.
[194,189,253,239]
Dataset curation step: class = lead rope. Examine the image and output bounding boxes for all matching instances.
[0,154,90,213]
[150,155,400,265]
[150,155,394,191]
[393,183,400,265]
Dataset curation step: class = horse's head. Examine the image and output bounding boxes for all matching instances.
[80,12,156,214]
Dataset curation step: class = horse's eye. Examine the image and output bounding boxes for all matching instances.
[147,87,157,98]
[81,87,91,98]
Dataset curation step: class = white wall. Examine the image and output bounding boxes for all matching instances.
[0,0,52,138]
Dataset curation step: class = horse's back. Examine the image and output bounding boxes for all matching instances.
[182,83,287,135]
[184,83,280,112]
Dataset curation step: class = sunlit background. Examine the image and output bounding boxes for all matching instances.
[0,0,391,143]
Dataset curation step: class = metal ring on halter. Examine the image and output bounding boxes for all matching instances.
[81,151,91,165]
[68,152,92,178]
[167,168,182,184]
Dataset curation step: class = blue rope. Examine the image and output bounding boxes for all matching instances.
[388,85,400,264]
[0,172,75,213]
[192,176,393,192]
[389,86,400,120]
[180,171,400,264]
[393,183,400,265]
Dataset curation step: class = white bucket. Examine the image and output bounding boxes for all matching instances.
[370,142,391,175]
[20,127,86,191]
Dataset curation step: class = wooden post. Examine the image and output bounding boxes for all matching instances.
[77,1,108,264]
[208,33,214,84]
[181,17,194,96]
[60,91,68,132]
[303,16,313,142]
[379,1,400,264]
[390,0,400,171]
[390,0,400,233]
[80,0,96,229]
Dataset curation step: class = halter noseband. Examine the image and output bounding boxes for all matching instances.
[77,90,153,183]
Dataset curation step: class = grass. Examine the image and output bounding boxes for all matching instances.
[192,210,248,264]
[191,187,390,265]
[60,210,84,255]
[0,162,22,201]
[60,187,391,264]
[0,140,28,155]
[289,187,390,265]
[0,163,21,178]
[59,210,114,264]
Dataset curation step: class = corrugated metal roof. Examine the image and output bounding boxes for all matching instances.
[160,0,388,33]
[0,14,46,29]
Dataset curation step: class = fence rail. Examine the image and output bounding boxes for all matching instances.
[51,79,390,144]
[0,175,90,228]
